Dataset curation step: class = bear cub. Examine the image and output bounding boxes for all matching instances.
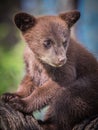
[2,10,98,130]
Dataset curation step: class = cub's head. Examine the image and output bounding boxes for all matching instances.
[14,10,80,67]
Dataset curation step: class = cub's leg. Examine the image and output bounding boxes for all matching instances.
[9,79,60,113]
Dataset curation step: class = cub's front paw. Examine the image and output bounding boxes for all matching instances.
[1,93,20,102]
[10,98,33,114]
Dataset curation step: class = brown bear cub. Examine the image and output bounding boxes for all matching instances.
[2,10,98,130]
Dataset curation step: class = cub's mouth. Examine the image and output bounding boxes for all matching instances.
[52,62,66,67]
[39,56,67,67]
[48,59,66,67]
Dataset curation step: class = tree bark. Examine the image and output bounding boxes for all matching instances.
[0,98,43,130]
[0,98,98,130]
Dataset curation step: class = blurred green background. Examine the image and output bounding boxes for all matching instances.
[0,0,98,95]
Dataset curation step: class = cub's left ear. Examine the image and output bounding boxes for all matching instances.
[14,12,36,32]
[59,10,80,28]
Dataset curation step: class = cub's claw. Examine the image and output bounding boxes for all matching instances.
[1,93,20,102]
[10,98,33,114]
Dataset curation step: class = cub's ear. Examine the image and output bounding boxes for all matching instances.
[59,10,80,28]
[14,12,36,32]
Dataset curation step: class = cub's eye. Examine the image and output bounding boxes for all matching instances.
[43,39,52,49]
[63,40,67,48]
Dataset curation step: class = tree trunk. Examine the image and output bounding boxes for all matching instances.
[0,98,98,130]
[0,99,43,130]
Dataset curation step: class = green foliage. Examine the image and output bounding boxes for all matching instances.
[0,23,9,39]
[0,41,25,95]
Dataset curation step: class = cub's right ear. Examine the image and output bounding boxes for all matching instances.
[14,12,36,32]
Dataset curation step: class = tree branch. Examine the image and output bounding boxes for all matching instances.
[0,98,98,130]
[0,98,43,130]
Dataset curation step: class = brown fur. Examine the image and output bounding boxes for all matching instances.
[2,10,98,130]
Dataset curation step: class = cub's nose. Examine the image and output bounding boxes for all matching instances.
[58,57,66,64]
